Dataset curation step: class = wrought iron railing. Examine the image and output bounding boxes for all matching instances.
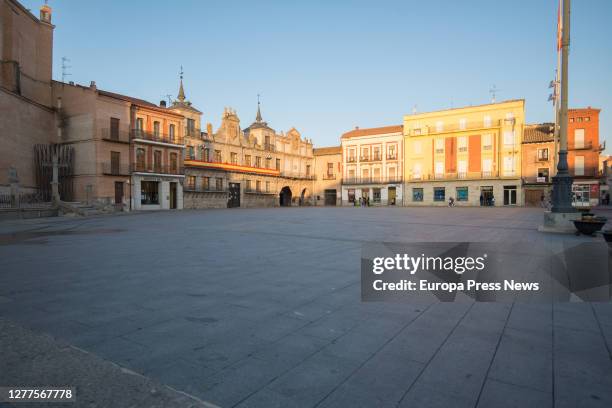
[343,176,403,185]
[101,128,130,143]
[130,164,184,175]
[131,129,184,145]
[102,162,130,176]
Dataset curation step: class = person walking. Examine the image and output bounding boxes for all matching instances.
[448,196,455,207]
[479,194,484,206]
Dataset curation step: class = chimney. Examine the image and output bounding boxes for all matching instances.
[89,81,97,90]
[160,100,167,107]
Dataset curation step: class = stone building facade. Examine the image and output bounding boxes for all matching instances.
[179,93,315,209]
[313,146,342,206]
[52,81,185,211]
[341,125,404,206]
[1,0,56,193]
[403,100,525,207]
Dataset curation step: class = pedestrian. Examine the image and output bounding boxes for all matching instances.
[491,195,495,206]
[540,193,545,208]
[366,197,370,207]
[479,194,484,206]
[448,196,455,207]
[606,192,610,205]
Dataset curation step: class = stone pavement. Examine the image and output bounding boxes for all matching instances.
[0,207,611,408]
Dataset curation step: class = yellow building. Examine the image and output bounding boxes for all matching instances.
[403,100,524,206]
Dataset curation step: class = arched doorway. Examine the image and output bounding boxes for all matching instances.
[279,186,292,206]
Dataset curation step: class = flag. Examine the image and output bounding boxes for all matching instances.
[557,0,562,51]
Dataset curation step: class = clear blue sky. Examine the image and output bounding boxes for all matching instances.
[23,0,612,149]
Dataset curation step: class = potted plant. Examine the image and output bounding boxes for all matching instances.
[574,217,607,236]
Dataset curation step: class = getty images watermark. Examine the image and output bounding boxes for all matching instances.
[361,242,611,302]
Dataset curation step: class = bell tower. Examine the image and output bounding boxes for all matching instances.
[40,1,52,24]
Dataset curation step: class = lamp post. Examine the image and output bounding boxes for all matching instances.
[550,0,574,213]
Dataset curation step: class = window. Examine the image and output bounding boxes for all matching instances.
[458,136,467,152]
[503,156,515,176]
[574,156,585,176]
[110,117,120,140]
[569,117,575,123]
[170,152,178,172]
[503,186,517,205]
[153,121,160,137]
[265,181,270,193]
[276,158,281,170]
[264,135,271,150]
[435,138,444,154]
[483,115,492,127]
[413,140,422,155]
[435,121,444,132]
[482,158,493,176]
[362,168,369,179]
[348,189,356,203]
[203,148,210,162]
[584,117,590,122]
[141,181,159,205]
[348,149,356,162]
[244,155,251,166]
[255,156,262,168]
[373,168,381,182]
[110,151,120,175]
[537,148,549,161]
[388,145,396,159]
[186,176,196,190]
[505,112,515,121]
[202,177,210,191]
[434,187,445,202]
[435,162,444,178]
[169,124,175,142]
[388,167,396,179]
[214,150,222,162]
[153,150,162,172]
[458,160,467,178]
[187,146,195,160]
[361,148,369,160]
[136,117,144,130]
[503,131,514,146]
[483,134,492,150]
[456,187,468,201]
[187,118,196,136]
[246,179,252,190]
[373,147,381,161]
[577,117,583,122]
[412,188,423,202]
[266,158,271,168]
[215,177,223,191]
[373,188,381,203]
[256,180,262,192]
[230,152,238,165]
[459,118,467,130]
[327,163,334,176]
[412,163,422,180]
[306,165,311,176]
[136,148,146,171]
[413,128,421,135]
[574,129,585,148]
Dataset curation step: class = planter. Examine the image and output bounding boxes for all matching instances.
[602,229,612,243]
[573,219,606,236]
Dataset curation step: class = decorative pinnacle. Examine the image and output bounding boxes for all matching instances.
[256,94,262,122]
[177,66,185,102]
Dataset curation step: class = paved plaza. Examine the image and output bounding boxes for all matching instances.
[0,207,611,408]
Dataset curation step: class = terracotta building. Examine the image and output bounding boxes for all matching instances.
[403,100,524,206]
[568,108,603,208]
[341,125,404,206]
[313,146,342,206]
[1,0,56,194]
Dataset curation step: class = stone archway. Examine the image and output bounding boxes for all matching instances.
[279,186,292,207]
[300,188,308,206]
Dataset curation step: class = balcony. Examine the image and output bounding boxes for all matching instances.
[568,141,593,150]
[102,162,130,176]
[281,171,316,180]
[386,155,398,160]
[343,176,403,185]
[101,128,130,144]
[347,156,357,163]
[185,128,202,138]
[523,176,550,184]
[410,119,502,136]
[263,143,276,152]
[409,171,518,181]
[322,174,337,180]
[184,185,227,193]
[360,156,371,162]
[371,155,383,162]
[130,164,184,175]
[131,129,184,146]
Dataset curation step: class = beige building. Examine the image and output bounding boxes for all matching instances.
[521,123,555,206]
[341,125,404,206]
[313,146,342,206]
[403,100,525,206]
[1,0,56,194]
[180,94,315,208]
